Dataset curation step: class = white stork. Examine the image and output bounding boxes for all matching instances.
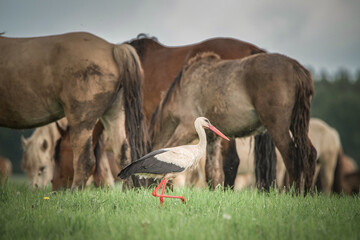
[118,117,229,206]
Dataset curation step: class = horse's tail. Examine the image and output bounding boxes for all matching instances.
[289,63,317,190]
[222,139,240,189]
[254,132,277,191]
[113,44,151,164]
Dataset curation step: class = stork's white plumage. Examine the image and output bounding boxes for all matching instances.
[118,117,229,206]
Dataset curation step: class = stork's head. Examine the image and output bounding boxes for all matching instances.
[196,117,230,141]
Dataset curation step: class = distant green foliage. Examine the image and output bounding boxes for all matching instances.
[1,182,359,240]
[0,128,33,173]
[311,69,360,165]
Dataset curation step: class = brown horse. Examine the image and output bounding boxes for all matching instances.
[150,52,317,192]
[0,32,149,190]
[126,34,273,189]
[52,121,114,190]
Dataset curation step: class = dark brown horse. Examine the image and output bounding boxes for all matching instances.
[0,32,149,190]
[150,52,317,192]
[126,34,270,189]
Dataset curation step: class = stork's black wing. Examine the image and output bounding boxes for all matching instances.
[117,149,185,179]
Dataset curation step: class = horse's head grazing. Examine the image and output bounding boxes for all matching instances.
[21,132,54,189]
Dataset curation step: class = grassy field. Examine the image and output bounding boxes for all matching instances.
[1,180,359,240]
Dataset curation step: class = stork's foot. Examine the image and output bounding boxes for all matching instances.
[153,178,188,206]
[180,196,186,204]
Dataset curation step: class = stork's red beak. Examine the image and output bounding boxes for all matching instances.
[209,125,230,141]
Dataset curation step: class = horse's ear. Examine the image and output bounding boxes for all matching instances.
[21,135,28,149]
[55,122,66,137]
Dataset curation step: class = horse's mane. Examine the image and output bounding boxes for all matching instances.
[184,51,221,71]
[125,33,160,58]
[134,33,158,42]
[150,52,222,141]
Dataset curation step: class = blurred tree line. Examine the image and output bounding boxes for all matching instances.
[0,68,359,174]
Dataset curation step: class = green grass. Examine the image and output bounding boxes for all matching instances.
[1,180,359,240]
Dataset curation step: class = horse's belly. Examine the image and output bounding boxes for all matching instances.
[0,96,64,129]
[211,93,264,138]
[229,108,264,137]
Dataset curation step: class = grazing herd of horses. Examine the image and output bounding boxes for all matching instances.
[0,32,359,194]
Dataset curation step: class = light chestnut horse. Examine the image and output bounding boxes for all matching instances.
[0,32,149,190]
[281,118,341,193]
[21,118,67,188]
[150,52,316,192]
[233,118,342,194]
[0,156,12,185]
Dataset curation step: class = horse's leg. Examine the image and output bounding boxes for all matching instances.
[205,137,224,189]
[62,93,107,190]
[171,173,187,188]
[68,124,96,190]
[100,92,141,188]
[190,155,207,188]
[93,137,115,188]
[259,120,315,193]
[312,163,321,190]
[235,173,255,190]
[252,99,315,193]
[264,128,298,190]
[222,139,240,190]
[275,149,286,189]
[251,97,300,191]
[319,154,337,194]
[118,140,136,190]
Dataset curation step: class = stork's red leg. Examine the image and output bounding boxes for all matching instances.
[152,178,187,206]
[160,180,166,206]
[152,178,166,206]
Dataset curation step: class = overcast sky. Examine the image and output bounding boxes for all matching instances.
[1,0,359,76]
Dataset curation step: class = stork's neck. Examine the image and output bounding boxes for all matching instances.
[195,121,207,150]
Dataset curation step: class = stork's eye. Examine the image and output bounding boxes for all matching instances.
[205,119,209,123]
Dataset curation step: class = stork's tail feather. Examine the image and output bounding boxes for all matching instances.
[118,161,144,179]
